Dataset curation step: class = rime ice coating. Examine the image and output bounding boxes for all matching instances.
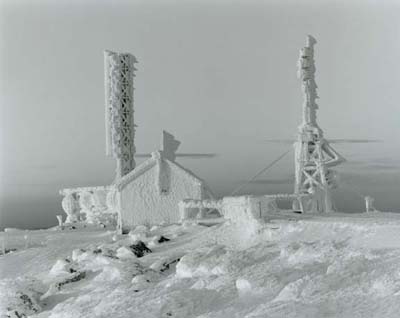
[104,51,137,180]
[297,35,320,132]
[293,35,345,213]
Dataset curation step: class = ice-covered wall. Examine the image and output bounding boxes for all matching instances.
[119,159,203,230]
[221,196,278,223]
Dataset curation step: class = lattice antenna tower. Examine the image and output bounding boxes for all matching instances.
[104,50,137,180]
[293,36,345,213]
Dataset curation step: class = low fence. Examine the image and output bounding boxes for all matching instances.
[59,185,118,225]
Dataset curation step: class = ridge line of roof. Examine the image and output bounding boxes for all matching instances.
[116,157,157,190]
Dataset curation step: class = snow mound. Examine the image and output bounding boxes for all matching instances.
[49,259,73,276]
[116,246,137,259]
[4,214,400,317]
[176,245,228,278]
[235,278,252,294]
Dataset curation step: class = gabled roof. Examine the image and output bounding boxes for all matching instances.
[115,151,205,191]
[115,155,157,191]
[168,158,205,186]
[59,185,111,196]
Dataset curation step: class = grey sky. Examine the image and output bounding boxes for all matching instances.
[1,0,400,230]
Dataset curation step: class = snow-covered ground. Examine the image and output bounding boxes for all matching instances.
[2,212,400,318]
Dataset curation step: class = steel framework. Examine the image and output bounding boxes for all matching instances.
[293,36,345,213]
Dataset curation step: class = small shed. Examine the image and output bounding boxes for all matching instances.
[114,150,212,232]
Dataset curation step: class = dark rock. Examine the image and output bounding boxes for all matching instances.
[91,247,118,259]
[159,258,181,273]
[55,271,86,290]
[158,236,170,243]
[18,293,38,313]
[0,248,17,256]
[93,248,102,255]
[7,309,26,318]
[129,241,152,258]
[6,292,40,318]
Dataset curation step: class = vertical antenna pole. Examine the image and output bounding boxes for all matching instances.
[104,51,138,180]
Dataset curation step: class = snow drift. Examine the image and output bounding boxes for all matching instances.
[2,212,400,317]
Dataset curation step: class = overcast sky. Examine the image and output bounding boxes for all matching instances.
[1,0,400,230]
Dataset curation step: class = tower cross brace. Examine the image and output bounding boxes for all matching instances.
[293,36,345,213]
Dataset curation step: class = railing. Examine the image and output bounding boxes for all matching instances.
[59,185,118,225]
[178,199,223,221]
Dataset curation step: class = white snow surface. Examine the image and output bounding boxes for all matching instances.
[2,212,400,317]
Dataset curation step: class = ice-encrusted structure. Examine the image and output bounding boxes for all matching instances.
[179,193,313,223]
[179,36,346,221]
[60,51,212,229]
[104,50,137,180]
[293,35,345,213]
[116,149,213,232]
[60,193,80,223]
[161,130,181,162]
[60,131,212,229]
[60,186,117,225]
[365,196,379,213]
[60,37,352,229]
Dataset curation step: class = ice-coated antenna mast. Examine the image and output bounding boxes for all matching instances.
[298,35,320,133]
[104,50,137,180]
[293,35,345,213]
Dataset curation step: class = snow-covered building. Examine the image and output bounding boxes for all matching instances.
[114,150,212,232]
[60,51,213,231]
[60,138,213,232]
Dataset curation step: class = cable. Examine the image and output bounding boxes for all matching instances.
[230,148,292,196]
